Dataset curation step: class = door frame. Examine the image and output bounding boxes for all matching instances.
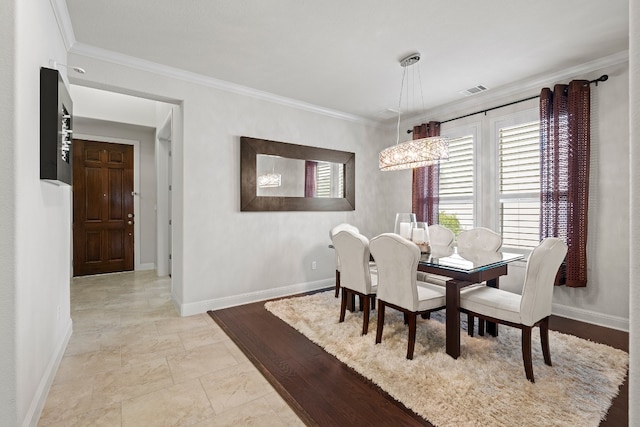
[73,133,145,271]
[156,111,172,277]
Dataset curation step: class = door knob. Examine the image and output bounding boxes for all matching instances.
[127,213,134,218]
[128,221,134,225]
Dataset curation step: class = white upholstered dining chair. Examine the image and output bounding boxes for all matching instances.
[416,224,456,286]
[455,227,503,335]
[416,227,503,327]
[330,223,360,298]
[428,224,455,248]
[456,227,502,252]
[370,233,446,359]
[459,237,567,382]
[332,229,378,335]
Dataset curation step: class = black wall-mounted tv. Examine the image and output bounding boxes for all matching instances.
[40,67,73,185]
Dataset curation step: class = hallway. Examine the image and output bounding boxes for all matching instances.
[38,271,303,426]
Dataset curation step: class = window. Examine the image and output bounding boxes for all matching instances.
[438,134,474,234]
[416,106,540,250]
[498,121,540,250]
[315,162,344,198]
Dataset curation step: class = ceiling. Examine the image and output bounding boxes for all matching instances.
[64,0,629,123]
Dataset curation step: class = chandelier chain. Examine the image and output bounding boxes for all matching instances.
[396,66,408,145]
[379,52,449,172]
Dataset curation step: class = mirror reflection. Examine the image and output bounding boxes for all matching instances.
[240,136,355,211]
[256,154,344,198]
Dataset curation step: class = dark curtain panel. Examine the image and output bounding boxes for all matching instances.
[304,161,317,197]
[539,80,590,287]
[412,121,441,225]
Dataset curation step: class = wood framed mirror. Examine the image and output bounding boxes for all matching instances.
[240,136,355,211]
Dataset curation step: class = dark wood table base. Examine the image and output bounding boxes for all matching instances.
[419,264,508,358]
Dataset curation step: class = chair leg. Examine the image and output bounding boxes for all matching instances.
[522,326,535,382]
[407,313,417,360]
[339,290,348,323]
[421,312,431,319]
[362,296,370,335]
[478,319,485,336]
[540,317,552,366]
[334,270,340,298]
[359,295,364,312]
[468,314,475,337]
[403,313,409,325]
[375,301,385,344]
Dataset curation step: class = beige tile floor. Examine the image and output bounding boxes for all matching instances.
[38,270,305,427]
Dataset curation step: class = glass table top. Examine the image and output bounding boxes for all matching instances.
[419,246,524,274]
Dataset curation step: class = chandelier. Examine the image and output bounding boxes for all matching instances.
[379,53,449,171]
[257,172,281,188]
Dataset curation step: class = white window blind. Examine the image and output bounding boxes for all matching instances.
[438,134,474,234]
[315,162,343,198]
[499,121,540,250]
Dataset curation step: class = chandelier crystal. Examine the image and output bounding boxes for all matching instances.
[379,53,449,171]
[257,172,281,188]
[379,136,449,171]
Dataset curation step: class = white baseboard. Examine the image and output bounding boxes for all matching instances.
[25,318,73,427]
[175,280,630,332]
[552,302,629,332]
[179,278,334,316]
[136,263,155,271]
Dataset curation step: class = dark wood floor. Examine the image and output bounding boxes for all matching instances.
[208,291,628,427]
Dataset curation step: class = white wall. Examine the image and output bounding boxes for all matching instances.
[628,0,638,423]
[0,1,17,424]
[67,53,396,315]
[8,0,73,426]
[70,84,157,128]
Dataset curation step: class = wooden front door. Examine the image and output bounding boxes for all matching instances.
[73,139,134,276]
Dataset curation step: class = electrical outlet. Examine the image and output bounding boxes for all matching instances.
[311,261,317,270]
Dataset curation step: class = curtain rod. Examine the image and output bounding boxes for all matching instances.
[408,74,608,132]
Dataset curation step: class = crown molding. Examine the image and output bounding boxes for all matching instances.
[49,0,76,51]
[68,42,382,128]
[53,3,626,132]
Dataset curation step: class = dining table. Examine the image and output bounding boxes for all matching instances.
[418,246,524,359]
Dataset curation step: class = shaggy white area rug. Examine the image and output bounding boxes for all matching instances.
[265,291,628,427]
